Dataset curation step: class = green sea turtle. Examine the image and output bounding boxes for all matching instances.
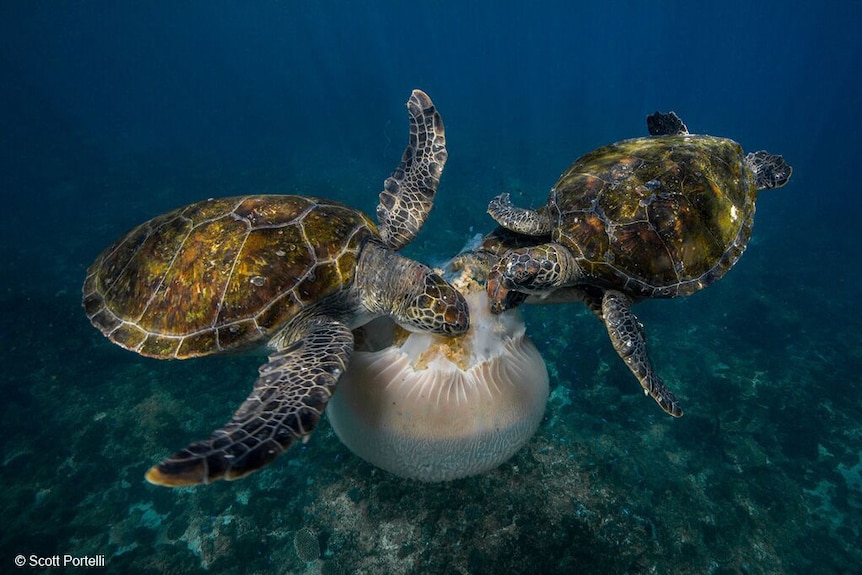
[482,112,792,417]
[82,90,469,486]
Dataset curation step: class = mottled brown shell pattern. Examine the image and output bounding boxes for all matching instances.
[551,135,756,298]
[83,195,376,359]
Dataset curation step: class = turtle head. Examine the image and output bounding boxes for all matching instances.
[357,241,469,336]
[746,151,792,190]
[395,268,470,336]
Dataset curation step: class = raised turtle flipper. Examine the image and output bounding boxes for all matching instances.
[601,290,683,417]
[646,111,689,136]
[145,317,353,486]
[745,151,792,190]
[377,89,448,250]
[487,193,553,236]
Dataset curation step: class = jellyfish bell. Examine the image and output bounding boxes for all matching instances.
[326,261,549,482]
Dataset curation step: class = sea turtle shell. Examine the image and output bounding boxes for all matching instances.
[83,195,376,359]
[550,135,755,298]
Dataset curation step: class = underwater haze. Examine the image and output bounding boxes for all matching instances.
[2,1,861,573]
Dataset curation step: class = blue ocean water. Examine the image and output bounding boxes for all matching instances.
[1,2,860,573]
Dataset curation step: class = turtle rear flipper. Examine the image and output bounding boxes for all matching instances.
[601,290,683,417]
[145,317,353,486]
[646,111,689,136]
[746,151,792,190]
[377,89,448,250]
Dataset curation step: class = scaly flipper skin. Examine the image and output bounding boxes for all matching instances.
[377,89,448,250]
[746,151,792,190]
[487,193,552,236]
[145,317,353,486]
[600,290,683,417]
[646,111,689,136]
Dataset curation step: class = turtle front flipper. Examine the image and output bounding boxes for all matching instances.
[601,290,683,417]
[377,89,448,250]
[145,317,353,486]
[487,193,552,235]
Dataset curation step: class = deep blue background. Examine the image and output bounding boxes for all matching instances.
[4,2,859,271]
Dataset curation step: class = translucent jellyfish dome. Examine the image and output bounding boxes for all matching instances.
[327,262,549,481]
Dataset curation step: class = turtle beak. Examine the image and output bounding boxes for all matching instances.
[436,283,470,335]
[399,270,470,336]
